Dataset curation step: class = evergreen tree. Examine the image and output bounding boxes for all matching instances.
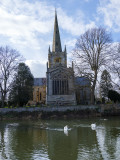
[9,63,34,106]
[100,70,112,99]
[108,90,120,103]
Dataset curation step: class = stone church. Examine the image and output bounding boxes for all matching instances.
[32,12,91,105]
[46,11,76,105]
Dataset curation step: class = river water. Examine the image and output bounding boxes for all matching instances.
[0,117,120,160]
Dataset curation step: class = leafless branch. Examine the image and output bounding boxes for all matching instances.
[72,27,112,103]
[0,46,23,107]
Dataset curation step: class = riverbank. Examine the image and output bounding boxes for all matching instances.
[0,104,120,120]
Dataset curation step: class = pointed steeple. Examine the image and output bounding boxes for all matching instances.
[64,45,67,53]
[52,10,62,52]
[48,45,51,53]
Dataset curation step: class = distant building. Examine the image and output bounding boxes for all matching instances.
[33,78,46,104]
[32,11,91,105]
[75,77,91,105]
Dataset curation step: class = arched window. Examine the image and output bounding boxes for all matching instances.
[52,79,68,95]
[36,88,39,102]
[40,92,42,101]
[54,57,61,63]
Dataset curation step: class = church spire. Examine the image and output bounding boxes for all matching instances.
[52,10,62,52]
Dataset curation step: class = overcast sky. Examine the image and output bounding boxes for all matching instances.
[0,0,120,77]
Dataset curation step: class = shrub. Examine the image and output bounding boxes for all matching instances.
[108,90,120,103]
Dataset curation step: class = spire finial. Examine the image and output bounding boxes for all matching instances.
[55,8,57,15]
[48,45,51,53]
[64,45,67,52]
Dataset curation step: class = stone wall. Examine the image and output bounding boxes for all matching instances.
[0,105,98,114]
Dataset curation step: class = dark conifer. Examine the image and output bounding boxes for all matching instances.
[100,69,112,99]
[9,63,34,107]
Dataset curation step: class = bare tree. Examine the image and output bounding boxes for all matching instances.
[0,46,23,107]
[73,27,112,104]
[109,43,120,91]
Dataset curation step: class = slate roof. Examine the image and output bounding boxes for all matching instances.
[34,78,46,86]
[75,77,90,86]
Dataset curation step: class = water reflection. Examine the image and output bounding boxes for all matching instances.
[0,118,120,160]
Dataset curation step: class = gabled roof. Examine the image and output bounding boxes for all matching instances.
[34,78,46,86]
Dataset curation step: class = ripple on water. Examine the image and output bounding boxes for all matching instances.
[0,119,120,160]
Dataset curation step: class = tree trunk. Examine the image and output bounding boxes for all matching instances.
[1,95,5,108]
[91,71,97,104]
[1,92,6,108]
[91,87,95,104]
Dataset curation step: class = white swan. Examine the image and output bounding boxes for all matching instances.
[64,125,68,131]
[64,125,68,136]
[91,123,96,130]
[104,119,107,121]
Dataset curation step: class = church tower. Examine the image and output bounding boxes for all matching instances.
[48,11,67,68]
[46,11,76,105]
